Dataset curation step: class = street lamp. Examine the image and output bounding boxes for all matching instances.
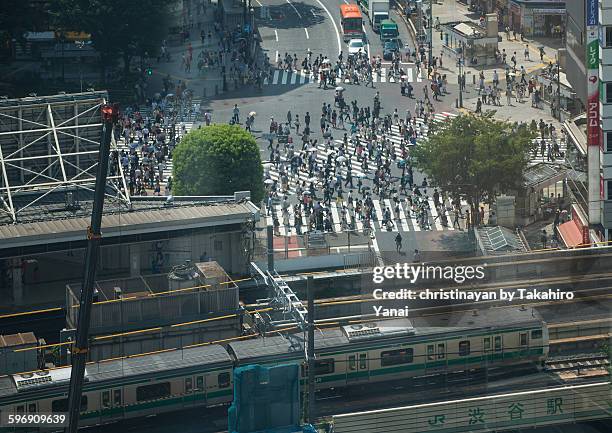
[75,40,88,93]
[457,56,464,108]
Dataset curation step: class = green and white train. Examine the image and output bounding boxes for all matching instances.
[0,307,548,430]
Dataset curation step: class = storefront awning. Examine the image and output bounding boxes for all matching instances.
[557,220,584,248]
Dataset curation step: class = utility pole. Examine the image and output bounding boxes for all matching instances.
[306,275,315,424]
[65,103,118,433]
[428,0,433,66]
[556,60,561,121]
[457,56,463,108]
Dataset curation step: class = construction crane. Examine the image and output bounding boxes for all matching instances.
[64,103,119,433]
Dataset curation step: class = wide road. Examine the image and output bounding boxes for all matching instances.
[203,0,463,258]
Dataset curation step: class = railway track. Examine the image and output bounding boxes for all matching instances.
[545,354,610,372]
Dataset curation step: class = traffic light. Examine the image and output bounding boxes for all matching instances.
[146,67,153,76]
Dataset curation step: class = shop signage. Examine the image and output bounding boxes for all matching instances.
[586,30,599,147]
[587,0,598,26]
[532,9,565,15]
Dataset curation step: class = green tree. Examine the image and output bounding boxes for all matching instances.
[49,0,174,78]
[172,125,264,203]
[411,112,535,224]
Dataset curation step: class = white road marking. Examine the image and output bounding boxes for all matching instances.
[272,69,279,84]
[255,0,262,5]
[275,50,279,62]
[274,29,278,42]
[362,25,371,60]
[398,201,411,231]
[291,71,298,84]
[311,8,317,18]
[286,0,303,19]
[384,199,399,232]
[305,28,309,39]
[281,70,288,84]
[314,0,342,55]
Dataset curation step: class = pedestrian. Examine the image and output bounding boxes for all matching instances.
[232,104,240,123]
[524,44,530,60]
[540,229,548,249]
[395,232,402,252]
[413,249,420,262]
[475,98,482,114]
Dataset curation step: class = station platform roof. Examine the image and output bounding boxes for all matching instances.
[0,195,259,258]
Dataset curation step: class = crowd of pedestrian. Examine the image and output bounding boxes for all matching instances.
[253,89,473,236]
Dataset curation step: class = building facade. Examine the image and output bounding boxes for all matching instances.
[564,0,612,243]
[600,0,612,239]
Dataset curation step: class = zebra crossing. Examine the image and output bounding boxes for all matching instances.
[263,67,422,86]
[114,122,196,182]
[265,196,471,236]
[263,112,458,197]
[529,137,567,166]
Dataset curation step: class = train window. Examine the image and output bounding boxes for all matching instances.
[427,345,435,360]
[28,403,36,413]
[136,383,171,402]
[52,396,88,412]
[494,336,502,351]
[113,389,122,406]
[185,377,193,393]
[520,333,528,346]
[314,359,335,375]
[102,391,110,408]
[218,372,231,388]
[484,337,491,352]
[459,341,470,356]
[16,405,24,413]
[196,376,204,391]
[348,355,356,370]
[381,349,413,366]
[437,344,445,359]
[531,329,543,339]
[359,353,367,369]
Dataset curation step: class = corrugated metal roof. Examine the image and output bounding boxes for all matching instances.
[0,201,258,248]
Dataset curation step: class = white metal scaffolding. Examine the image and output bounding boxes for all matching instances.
[0,92,131,224]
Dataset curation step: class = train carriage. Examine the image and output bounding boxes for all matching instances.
[228,307,549,389]
[0,308,548,430]
[0,345,233,431]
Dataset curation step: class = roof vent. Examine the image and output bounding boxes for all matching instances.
[342,321,415,341]
[13,367,87,391]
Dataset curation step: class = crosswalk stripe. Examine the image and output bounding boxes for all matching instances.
[407,68,413,83]
[372,199,385,230]
[384,199,399,232]
[275,204,286,236]
[291,72,298,84]
[380,69,387,83]
[409,202,421,231]
[428,197,444,231]
[272,70,279,85]
[397,201,411,231]
[281,71,288,85]
[330,202,342,232]
[300,73,307,84]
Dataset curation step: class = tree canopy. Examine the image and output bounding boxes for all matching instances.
[49,0,173,75]
[172,125,264,203]
[411,112,535,217]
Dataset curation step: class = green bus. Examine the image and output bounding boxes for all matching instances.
[380,19,399,41]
